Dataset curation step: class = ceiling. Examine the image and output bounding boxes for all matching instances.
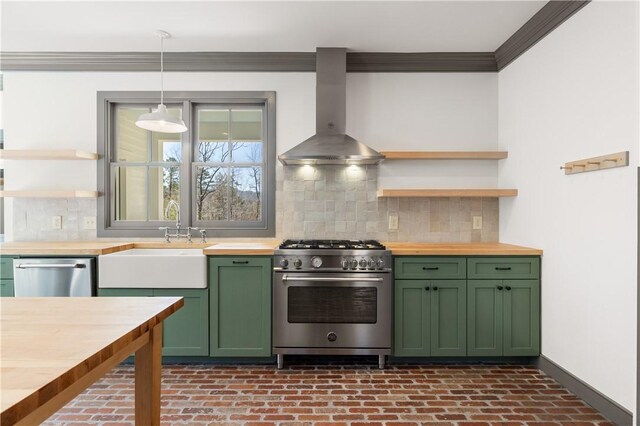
[1,1,546,53]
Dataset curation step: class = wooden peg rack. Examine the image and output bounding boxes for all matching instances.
[561,151,629,175]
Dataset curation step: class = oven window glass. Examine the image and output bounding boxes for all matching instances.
[288,287,377,323]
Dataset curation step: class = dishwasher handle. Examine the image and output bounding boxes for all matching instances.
[16,263,86,269]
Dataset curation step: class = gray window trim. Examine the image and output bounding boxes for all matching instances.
[97,91,276,238]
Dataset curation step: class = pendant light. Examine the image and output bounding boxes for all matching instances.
[136,30,188,133]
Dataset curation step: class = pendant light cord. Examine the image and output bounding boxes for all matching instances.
[160,35,164,106]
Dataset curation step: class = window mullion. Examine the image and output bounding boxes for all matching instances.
[182,100,192,227]
[227,108,233,222]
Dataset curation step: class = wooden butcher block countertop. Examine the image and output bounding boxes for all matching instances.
[386,242,542,256]
[0,297,183,425]
[0,240,542,256]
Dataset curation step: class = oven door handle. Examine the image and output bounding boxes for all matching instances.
[280,275,383,283]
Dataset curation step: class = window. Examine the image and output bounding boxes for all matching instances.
[97,92,275,238]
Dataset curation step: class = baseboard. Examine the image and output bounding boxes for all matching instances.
[536,355,633,425]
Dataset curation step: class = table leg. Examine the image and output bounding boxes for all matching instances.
[135,323,163,426]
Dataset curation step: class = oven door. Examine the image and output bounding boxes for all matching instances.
[273,272,391,349]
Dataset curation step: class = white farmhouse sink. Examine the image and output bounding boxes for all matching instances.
[99,249,206,289]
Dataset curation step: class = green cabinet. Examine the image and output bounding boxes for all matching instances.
[154,289,209,356]
[468,257,540,280]
[0,256,15,297]
[98,287,209,356]
[209,257,272,357]
[395,255,541,358]
[394,279,466,357]
[468,279,540,356]
[395,257,466,280]
[0,279,14,297]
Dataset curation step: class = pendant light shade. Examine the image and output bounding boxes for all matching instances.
[136,104,188,133]
[136,30,187,134]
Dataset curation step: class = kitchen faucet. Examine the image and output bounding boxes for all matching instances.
[159,200,206,243]
[165,199,181,231]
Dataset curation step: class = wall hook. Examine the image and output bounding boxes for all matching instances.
[562,151,629,175]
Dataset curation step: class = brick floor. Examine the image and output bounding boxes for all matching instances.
[41,361,614,426]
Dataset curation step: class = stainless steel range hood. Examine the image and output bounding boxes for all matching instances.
[278,48,384,165]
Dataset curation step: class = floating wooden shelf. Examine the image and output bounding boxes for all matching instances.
[381,151,508,160]
[0,150,99,160]
[377,189,518,198]
[0,190,99,198]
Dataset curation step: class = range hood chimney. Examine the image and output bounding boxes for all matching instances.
[278,48,384,165]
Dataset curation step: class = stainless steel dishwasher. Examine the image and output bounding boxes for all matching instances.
[13,258,96,297]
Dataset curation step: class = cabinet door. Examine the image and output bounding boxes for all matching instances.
[0,256,15,279]
[153,289,209,356]
[430,280,466,356]
[394,280,430,357]
[468,280,503,356]
[0,279,14,297]
[503,280,540,356]
[209,257,272,357]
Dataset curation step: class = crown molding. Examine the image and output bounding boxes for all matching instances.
[347,52,497,72]
[0,51,498,73]
[0,51,316,72]
[495,0,591,70]
[0,1,592,73]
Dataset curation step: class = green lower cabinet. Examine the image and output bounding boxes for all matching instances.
[98,287,209,356]
[430,280,466,356]
[467,280,503,356]
[0,279,14,297]
[1,256,15,280]
[154,289,209,356]
[1,256,15,297]
[468,279,540,356]
[209,257,272,357]
[394,279,466,357]
[503,280,540,356]
[394,280,430,356]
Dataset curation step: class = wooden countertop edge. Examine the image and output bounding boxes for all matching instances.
[1,297,184,425]
[389,248,543,255]
[0,242,542,256]
[202,249,276,255]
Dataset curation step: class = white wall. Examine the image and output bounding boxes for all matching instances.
[348,73,499,190]
[498,1,638,414]
[3,71,498,240]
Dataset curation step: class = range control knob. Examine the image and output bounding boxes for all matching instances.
[293,259,303,269]
[376,258,385,269]
[368,259,376,269]
[341,259,349,270]
[327,332,337,342]
[311,256,323,268]
[359,258,367,268]
[279,258,289,269]
[350,259,358,269]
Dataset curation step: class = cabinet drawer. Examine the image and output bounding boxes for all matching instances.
[0,257,15,279]
[394,257,466,279]
[468,257,540,280]
[1,279,14,297]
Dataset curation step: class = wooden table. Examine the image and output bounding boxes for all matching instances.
[0,297,184,425]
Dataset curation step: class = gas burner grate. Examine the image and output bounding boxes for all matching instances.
[279,239,386,250]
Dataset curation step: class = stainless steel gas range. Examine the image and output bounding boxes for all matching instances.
[272,240,392,369]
